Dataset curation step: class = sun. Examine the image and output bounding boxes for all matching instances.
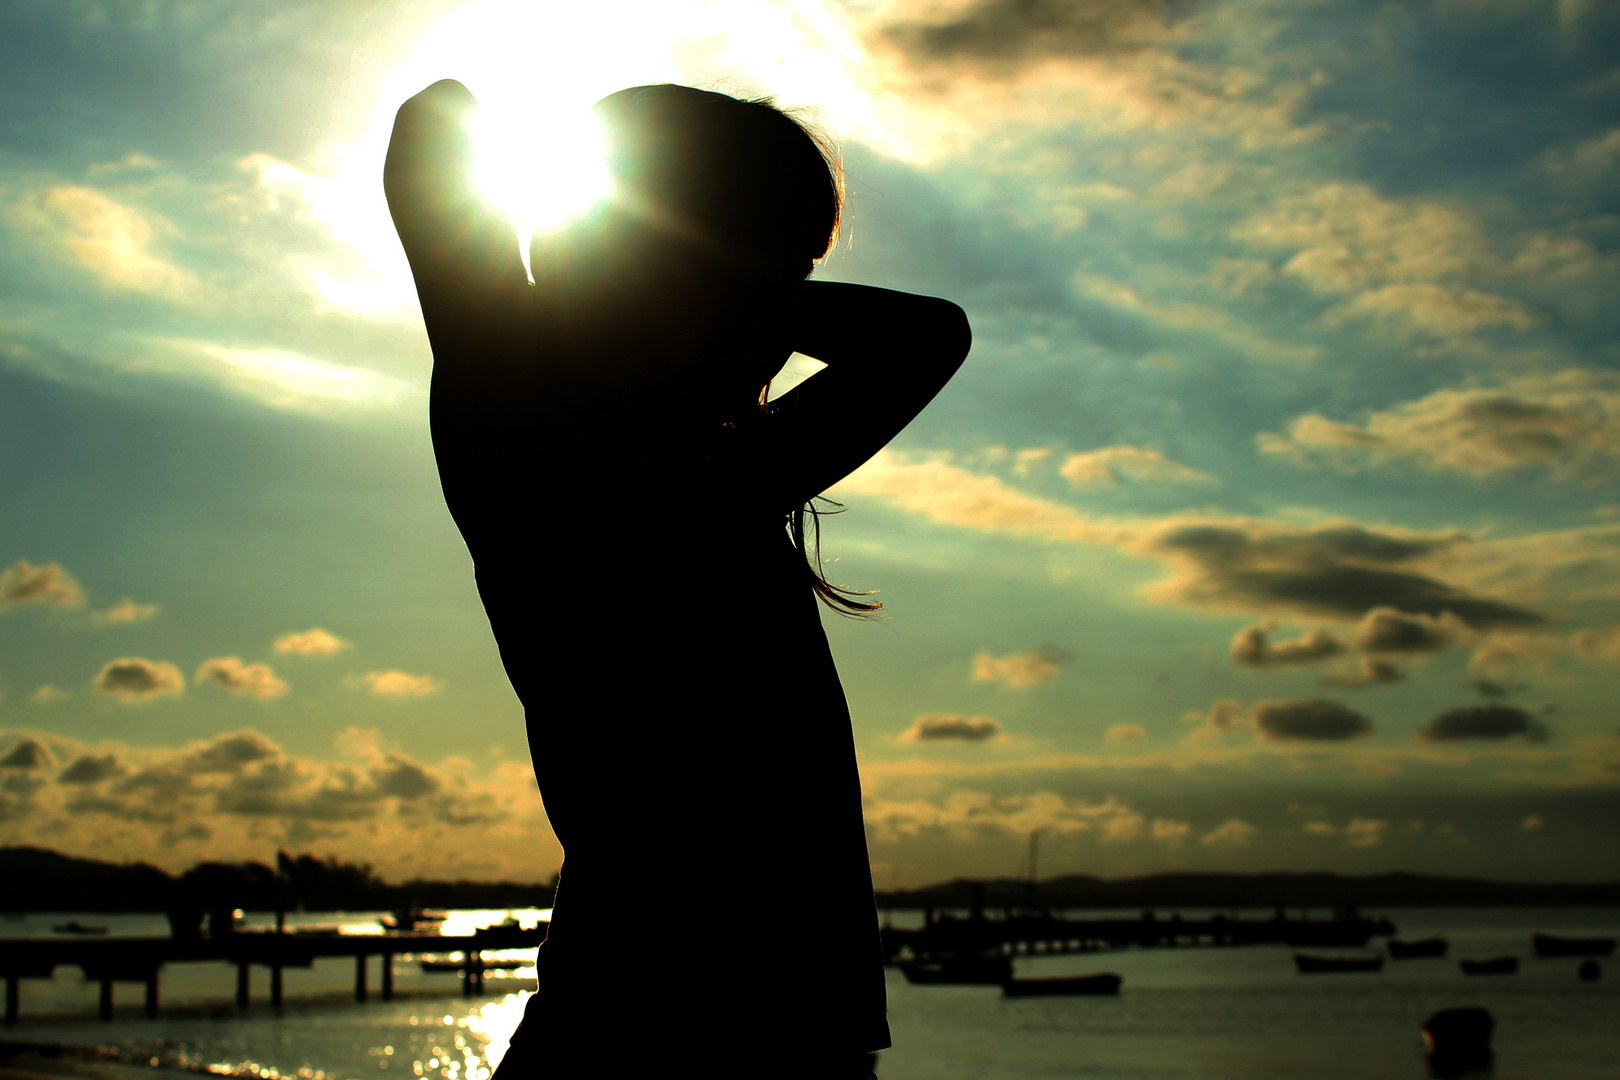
[468,100,614,242]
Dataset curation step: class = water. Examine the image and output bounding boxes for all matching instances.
[4,908,1617,1079]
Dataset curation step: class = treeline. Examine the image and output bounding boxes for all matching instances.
[0,846,557,914]
[876,871,1620,910]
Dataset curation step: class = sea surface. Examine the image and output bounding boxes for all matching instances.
[2,907,1616,1079]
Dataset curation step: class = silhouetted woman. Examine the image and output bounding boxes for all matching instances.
[386,80,970,1079]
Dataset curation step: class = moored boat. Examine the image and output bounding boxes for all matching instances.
[1292,952,1383,974]
[1531,933,1615,958]
[1460,956,1519,976]
[1001,972,1122,997]
[899,955,1013,985]
[1387,936,1448,959]
[51,921,108,935]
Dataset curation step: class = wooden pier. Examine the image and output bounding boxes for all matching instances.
[0,922,545,1024]
[884,905,1396,963]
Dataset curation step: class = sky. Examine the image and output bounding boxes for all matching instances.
[1,0,1618,888]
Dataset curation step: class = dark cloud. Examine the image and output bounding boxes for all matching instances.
[1149,523,1542,629]
[1472,679,1512,699]
[373,755,440,800]
[880,0,1172,75]
[902,713,1004,742]
[0,738,55,770]
[1420,704,1550,743]
[1353,608,1450,654]
[1230,624,1344,669]
[1253,699,1374,742]
[188,730,279,773]
[93,657,184,703]
[0,558,84,609]
[58,753,125,785]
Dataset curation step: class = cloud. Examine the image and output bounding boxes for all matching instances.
[90,598,160,626]
[1260,372,1620,485]
[1522,814,1546,831]
[836,454,1540,629]
[878,0,1171,74]
[11,185,204,300]
[1419,704,1550,743]
[1200,818,1256,847]
[1230,624,1345,669]
[29,685,69,704]
[1074,273,1322,365]
[0,559,85,610]
[1060,445,1215,489]
[372,754,441,799]
[1185,698,1248,741]
[273,627,353,657]
[0,727,534,874]
[1229,182,1598,347]
[864,788,1150,844]
[195,656,289,700]
[1319,655,1403,688]
[1302,817,1390,847]
[1352,608,1451,654]
[58,753,125,785]
[1,739,56,771]
[972,645,1073,688]
[1252,699,1374,742]
[353,670,444,698]
[1343,817,1390,848]
[832,450,1112,545]
[1325,283,1538,338]
[1469,631,1563,675]
[1140,519,1540,629]
[1105,724,1148,742]
[1230,183,1491,295]
[901,713,1004,742]
[1150,817,1190,846]
[93,658,184,703]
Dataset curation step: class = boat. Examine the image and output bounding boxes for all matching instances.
[1292,953,1383,974]
[1531,933,1616,958]
[1001,972,1122,997]
[51,921,108,935]
[379,906,449,932]
[1387,936,1448,959]
[420,958,529,974]
[1460,956,1519,976]
[899,956,1013,985]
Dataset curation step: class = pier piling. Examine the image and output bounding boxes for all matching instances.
[380,951,394,1001]
[236,962,250,1008]
[355,954,368,1002]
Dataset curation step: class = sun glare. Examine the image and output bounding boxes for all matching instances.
[469,102,613,263]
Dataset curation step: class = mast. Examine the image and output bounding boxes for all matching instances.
[1024,829,1040,913]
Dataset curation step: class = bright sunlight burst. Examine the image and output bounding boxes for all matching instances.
[469,102,614,248]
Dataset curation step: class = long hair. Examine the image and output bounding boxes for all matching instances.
[599,84,881,617]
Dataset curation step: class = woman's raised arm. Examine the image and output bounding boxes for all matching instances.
[756,280,971,507]
[384,81,531,374]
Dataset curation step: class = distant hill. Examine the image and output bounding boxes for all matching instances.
[876,871,1620,910]
[0,846,555,914]
[6,846,1616,914]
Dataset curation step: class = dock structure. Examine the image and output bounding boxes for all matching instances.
[884,905,1395,963]
[1,922,545,1024]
